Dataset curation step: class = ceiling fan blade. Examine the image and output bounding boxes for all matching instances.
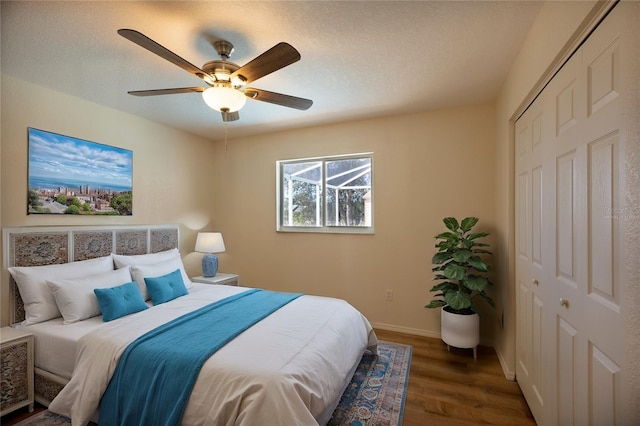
[128,87,205,97]
[231,43,300,85]
[222,110,240,122]
[244,88,313,110]
[118,29,212,84]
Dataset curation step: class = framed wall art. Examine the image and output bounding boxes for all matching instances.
[27,128,133,215]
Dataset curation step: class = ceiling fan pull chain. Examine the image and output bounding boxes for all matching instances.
[224,121,228,153]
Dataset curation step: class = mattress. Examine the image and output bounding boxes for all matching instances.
[47,283,377,425]
[22,312,105,379]
[23,283,218,379]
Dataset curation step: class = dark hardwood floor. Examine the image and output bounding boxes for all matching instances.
[1,329,535,425]
[1,403,46,426]
[374,329,536,425]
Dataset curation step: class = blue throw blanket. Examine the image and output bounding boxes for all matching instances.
[99,289,303,426]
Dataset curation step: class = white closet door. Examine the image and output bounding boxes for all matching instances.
[545,43,591,426]
[515,90,553,422]
[515,4,628,425]
[576,10,625,423]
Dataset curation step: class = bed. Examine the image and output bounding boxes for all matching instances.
[3,225,377,426]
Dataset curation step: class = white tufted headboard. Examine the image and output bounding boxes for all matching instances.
[3,224,180,325]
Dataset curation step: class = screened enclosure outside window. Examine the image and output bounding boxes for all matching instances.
[277,154,373,233]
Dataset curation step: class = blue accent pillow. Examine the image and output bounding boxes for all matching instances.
[144,268,189,305]
[94,281,148,322]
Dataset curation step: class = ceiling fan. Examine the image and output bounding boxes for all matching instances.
[118,29,313,122]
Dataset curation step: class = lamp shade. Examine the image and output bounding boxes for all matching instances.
[195,232,226,253]
[202,86,246,112]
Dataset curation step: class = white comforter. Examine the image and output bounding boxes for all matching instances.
[49,284,378,426]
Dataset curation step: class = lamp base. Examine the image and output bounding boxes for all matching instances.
[202,253,219,277]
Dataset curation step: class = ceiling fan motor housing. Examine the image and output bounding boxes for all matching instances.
[213,40,234,59]
[202,60,242,84]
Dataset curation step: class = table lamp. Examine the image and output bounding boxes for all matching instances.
[195,232,226,277]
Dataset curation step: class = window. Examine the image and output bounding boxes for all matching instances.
[277,153,373,233]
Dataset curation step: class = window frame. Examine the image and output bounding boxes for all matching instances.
[276,153,374,234]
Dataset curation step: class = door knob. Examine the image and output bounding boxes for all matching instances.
[560,298,569,308]
[532,279,539,286]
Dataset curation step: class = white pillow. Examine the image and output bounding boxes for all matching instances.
[9,255,114,325]
[130,257,192,301]
[47,267,133,324]
[114,249,191,295]
[112,248,179,269]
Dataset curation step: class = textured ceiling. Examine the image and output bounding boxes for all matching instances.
[1,1,543,141]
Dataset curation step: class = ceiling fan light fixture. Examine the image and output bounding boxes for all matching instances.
[231,75,247,88]
[213,69,231,82]
[202,86,246,112]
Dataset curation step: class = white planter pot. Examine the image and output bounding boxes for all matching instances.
[441,308,479,358]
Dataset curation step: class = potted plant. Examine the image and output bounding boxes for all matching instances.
[425,217,494,358]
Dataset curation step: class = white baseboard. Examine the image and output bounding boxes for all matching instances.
[370,322,440,339]
[371,322,497,346]
[494,346,516,381]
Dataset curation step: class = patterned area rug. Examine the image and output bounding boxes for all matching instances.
[13,341,412,426]
[328,341,412,426]
[11,411,71,426]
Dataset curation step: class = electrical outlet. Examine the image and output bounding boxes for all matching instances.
[385,289,393,301]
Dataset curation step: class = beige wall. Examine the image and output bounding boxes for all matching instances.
[0,75,216,326]
[209,103,498,340]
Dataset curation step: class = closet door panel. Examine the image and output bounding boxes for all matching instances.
[582,13,625,367]
[556,151,577,284]
[516,281,531,377]
[557,318,578,425]
[530,294,544,407]
[515,101,548,421]
[590,344,621,425]
[517,171,531,260]
[589,135,619,301]
[531,165,543,266]
[586,35,620,119]
[555,78,579,137]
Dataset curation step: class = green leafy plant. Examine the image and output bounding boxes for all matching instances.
[425,217,495,314]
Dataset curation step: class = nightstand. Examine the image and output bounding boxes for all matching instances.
[191,273,239,286]
[1,327,34,416]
